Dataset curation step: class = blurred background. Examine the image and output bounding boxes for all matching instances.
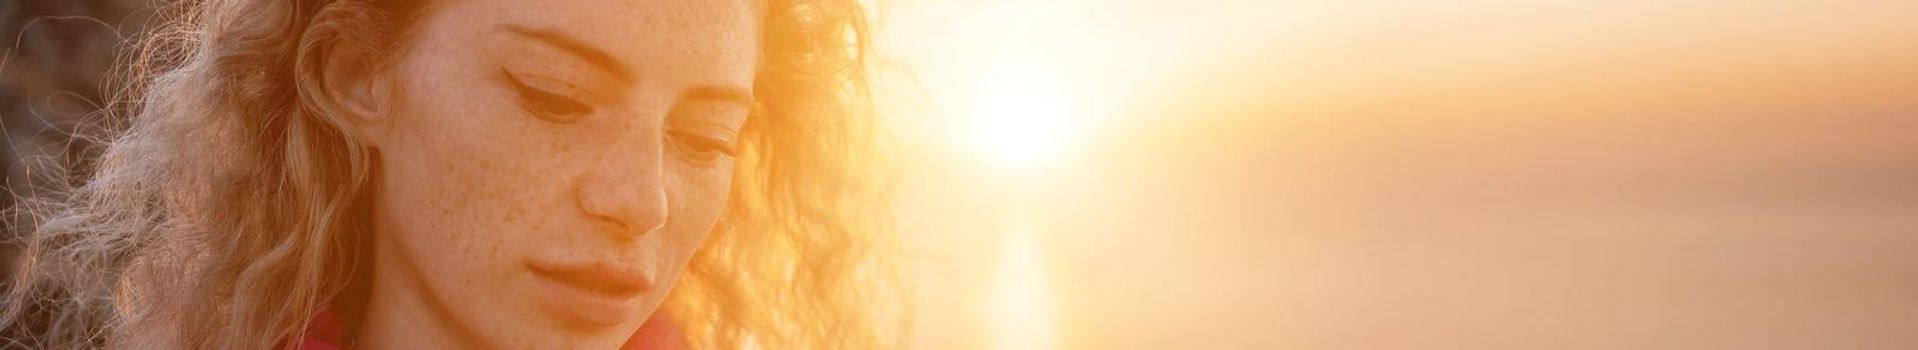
[871,0,1918,349]
[1,0,145,275]
[4,0,1917,349]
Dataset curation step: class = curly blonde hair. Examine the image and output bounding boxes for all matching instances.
[0,0,905,348]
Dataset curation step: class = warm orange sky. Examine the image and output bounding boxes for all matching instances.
[875,0,1918,349]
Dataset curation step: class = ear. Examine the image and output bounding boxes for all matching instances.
[316,41,398,148]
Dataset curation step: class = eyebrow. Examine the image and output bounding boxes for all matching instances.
[684,86,755,106]
[499,24,635,85]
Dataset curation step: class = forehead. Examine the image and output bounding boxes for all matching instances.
[429,0,761,84]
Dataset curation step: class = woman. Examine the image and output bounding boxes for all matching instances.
[1,0,904,348]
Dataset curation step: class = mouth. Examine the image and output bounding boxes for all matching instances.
[528,260,655,327]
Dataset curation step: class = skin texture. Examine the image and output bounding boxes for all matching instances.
[343,0,759,348]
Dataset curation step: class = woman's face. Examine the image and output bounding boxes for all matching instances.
[362,0,756,348]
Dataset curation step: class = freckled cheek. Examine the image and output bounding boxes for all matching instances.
[665,164,738,256]
[386,55,578,302]
[405,127,568,290]
[460,156,576,257]
[419,155,510,283]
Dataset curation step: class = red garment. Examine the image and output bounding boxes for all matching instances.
[298,309,681,349]
[297,310,346,350]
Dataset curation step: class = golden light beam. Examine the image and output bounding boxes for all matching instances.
[989,227,1057,350]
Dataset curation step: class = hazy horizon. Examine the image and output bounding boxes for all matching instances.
[878,0,1918,348]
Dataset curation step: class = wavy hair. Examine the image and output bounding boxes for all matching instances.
[0,0,904,348]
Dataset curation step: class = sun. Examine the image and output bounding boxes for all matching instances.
[959,62,1083,171]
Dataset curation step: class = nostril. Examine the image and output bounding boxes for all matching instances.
[588,211,631,234]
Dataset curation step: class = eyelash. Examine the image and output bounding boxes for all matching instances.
[503,70,740,162]
[504,70,593,123]
[668,127,739,162]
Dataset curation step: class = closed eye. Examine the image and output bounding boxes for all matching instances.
[503,69,594,123]
[668,127,739,162]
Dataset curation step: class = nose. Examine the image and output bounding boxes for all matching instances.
[576,129,670,240]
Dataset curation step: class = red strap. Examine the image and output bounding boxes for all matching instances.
[298,309,679,349]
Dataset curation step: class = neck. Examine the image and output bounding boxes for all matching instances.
[354,238,474,350]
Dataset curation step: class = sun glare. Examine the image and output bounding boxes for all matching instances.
[961,63,1082,171]
[989,228,1057,350]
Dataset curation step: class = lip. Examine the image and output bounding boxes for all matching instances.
[528,259,655,328]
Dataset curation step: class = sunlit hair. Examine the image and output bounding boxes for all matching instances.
[0,0,904,348]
